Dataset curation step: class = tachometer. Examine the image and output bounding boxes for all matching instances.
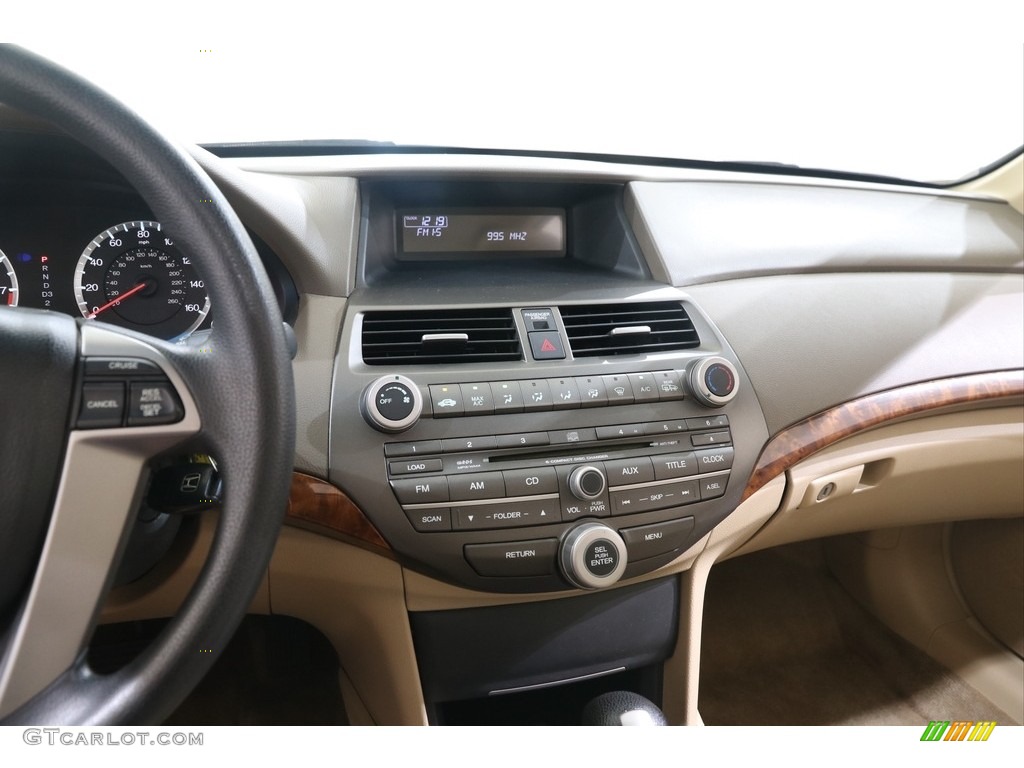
[74,221,210,341]
[1,248,19,306]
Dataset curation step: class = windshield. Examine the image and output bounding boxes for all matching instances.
[15,4,1024,184]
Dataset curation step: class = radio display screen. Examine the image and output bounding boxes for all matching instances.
[398,208,565,258]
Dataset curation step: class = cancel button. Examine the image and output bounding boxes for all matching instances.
[621,517,696,562]
[465,539,559,577]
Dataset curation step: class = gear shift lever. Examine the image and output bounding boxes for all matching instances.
[581,691,667,726]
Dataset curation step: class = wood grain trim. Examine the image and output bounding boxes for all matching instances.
[742,369,1024,501]
[285,472,393,557]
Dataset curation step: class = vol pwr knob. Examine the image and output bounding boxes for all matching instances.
[568,465,606,500]
[362,375,423,433]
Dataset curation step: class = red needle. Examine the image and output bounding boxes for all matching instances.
[87,281,148,319]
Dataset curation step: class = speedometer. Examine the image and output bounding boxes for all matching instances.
[74,221,210,341]
[1,248,19,306]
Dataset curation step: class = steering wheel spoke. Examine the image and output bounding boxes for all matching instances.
[0,324,201,718]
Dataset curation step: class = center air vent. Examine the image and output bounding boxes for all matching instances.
[559,301,700,358]
[361,308,522,365]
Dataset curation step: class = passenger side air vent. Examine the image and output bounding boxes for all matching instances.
[361,309,522,365]
[559,301,700,358]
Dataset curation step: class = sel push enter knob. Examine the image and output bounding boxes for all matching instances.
[560,522,627,590]
[687,356,739,408]
[362,375,423,433]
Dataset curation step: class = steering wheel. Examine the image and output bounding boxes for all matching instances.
[0,46,295,723]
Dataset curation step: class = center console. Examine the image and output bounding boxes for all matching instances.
[327,179,769,593]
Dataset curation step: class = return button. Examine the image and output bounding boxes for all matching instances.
[464,539,559,577]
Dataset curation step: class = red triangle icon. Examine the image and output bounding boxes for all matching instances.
[540,338,557,352]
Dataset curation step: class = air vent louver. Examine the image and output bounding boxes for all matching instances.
[361,308,522,365]
[560,301,700,358]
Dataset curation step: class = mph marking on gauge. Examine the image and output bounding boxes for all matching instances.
[74,220,210,341]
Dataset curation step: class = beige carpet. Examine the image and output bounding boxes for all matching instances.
[698,541,1014,725]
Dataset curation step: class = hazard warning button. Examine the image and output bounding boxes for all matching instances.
[528,331,566,360]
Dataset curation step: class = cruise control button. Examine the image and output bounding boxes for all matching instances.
[699,475,729,500]
[546,377,581,409]
[127,382,183,426]
[602,374,634,405]
[429,384,464,417]
[78,382,126,429]
[604,457,655,486]
[621,517,696,561]
[388,458,443,475]
[404,508,452,532]
[465,538,559,577]
[520,379,553,411]
[696,446,735,472]
[460,382,494,415]
[84,357,162,377]
[490,381,525,413]
[503,467,558,496]
[391,476,449,504]
[449,471,506,501]
[652,452,698,480]
[627,372,659,403]
[573,376,608,408]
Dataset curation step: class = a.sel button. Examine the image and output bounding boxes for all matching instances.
[699,475,729,500]
[464,539,559,577]
[404,508,452,532]
[620,517,696,561]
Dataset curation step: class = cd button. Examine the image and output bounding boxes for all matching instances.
[503,467,558,496]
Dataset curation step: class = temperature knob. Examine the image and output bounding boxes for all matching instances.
[362,375,423,433]
[687,357,739,408]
